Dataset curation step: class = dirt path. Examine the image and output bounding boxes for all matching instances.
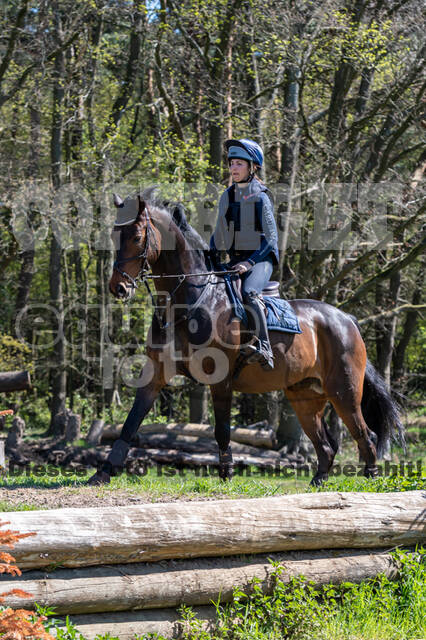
[0,486,233,510]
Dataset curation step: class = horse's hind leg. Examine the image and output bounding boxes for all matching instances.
[326,364,378,477]
[329,396,379,478]
[285,392,333,486]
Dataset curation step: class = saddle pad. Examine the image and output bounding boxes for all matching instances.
[221,271,302,334]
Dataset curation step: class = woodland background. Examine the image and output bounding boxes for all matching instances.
[0,0,424,445]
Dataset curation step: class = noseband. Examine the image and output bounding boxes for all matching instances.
[113,206,153,289]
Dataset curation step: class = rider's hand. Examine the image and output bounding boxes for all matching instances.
[231,261,252,275]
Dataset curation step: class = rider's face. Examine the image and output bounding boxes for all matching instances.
[229,158,250,183]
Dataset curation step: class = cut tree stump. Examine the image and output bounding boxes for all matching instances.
[5,416,25,451]
[86,419,105,446]
[7,491,425,569]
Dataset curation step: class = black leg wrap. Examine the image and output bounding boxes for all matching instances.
[219,446,234,482]
[310,473,329,487]
[106,438,131,471]
[364,464,379,479]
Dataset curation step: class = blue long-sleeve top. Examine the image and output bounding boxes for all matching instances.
[210,178,279,265]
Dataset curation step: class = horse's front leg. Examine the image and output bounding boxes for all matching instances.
[88,355,167,485]
[210,380,233,481]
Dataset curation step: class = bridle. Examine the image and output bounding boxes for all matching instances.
[112,203,236,328]
[112,206,153,290]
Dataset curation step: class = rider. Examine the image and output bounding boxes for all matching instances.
[210,139,279,370]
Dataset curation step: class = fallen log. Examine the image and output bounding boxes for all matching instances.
[127,433,281,459]
[7,491,425,569]
[59,607,216,640]
[2,549,398,614]
[129,447,283,470]
[102,422,277,449]
[0,370,31,393]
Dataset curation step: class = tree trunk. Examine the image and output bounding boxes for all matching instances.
[189,383,209,423]
[48,9,67,432]
[279,63,301,278]
[393,255,425,380]
[12,90,41,330]
[277,394,302,452]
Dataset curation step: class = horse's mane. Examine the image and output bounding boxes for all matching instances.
[141,186,209,259]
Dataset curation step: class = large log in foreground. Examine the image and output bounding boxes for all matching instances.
[2,549,398,614]
[8,491,425,569]
[102,422,277,449]
[60,607,216,640]
[0,370,31,393]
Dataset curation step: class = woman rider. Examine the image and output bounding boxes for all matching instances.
[210,139,279,370]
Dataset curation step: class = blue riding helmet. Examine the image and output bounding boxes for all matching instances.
[225,139,264,168]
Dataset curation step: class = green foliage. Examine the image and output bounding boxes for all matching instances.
[0,334,32,372]
[315,470,425,493]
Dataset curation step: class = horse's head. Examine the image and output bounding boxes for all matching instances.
[109,193,160,300]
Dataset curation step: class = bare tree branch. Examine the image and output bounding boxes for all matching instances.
[0,30,80,109]
[0,0,29,84]
[338,233,426,308]
[358,304,426,325]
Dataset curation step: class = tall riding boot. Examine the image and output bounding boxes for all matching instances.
[243,292,274,370]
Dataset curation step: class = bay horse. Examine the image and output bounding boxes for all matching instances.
[88,190,404,486]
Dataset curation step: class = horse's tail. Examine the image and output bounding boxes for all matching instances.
[361,358,406,458]
[348,314,405,458]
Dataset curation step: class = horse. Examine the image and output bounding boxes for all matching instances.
[88,189,404,486]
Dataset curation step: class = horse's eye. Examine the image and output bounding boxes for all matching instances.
[134,236,142,244]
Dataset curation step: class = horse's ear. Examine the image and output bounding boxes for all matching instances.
[172,203,187,228]
[113,193,124,208]
[137,196,146,217]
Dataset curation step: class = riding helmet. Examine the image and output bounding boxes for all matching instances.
[225,139,264,168]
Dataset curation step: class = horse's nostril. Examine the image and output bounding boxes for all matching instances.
[116,283,127,298]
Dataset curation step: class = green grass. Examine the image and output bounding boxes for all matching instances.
[0,460,424,511]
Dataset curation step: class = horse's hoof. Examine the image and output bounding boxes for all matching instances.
[219,464,234,482]
[218,447,233,481]
[364,465,379,479]
[310,473,328,487]
[87,470,111,486]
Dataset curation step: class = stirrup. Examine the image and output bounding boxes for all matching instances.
[240,339,259,359]
[245,339,274,371]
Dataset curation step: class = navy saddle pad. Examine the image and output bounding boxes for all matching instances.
[220,271,302,334]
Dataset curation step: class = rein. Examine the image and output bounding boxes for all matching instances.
[112,205,236,328]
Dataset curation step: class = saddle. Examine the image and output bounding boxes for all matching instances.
[232,278,280,302]
[218,269,302,336]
